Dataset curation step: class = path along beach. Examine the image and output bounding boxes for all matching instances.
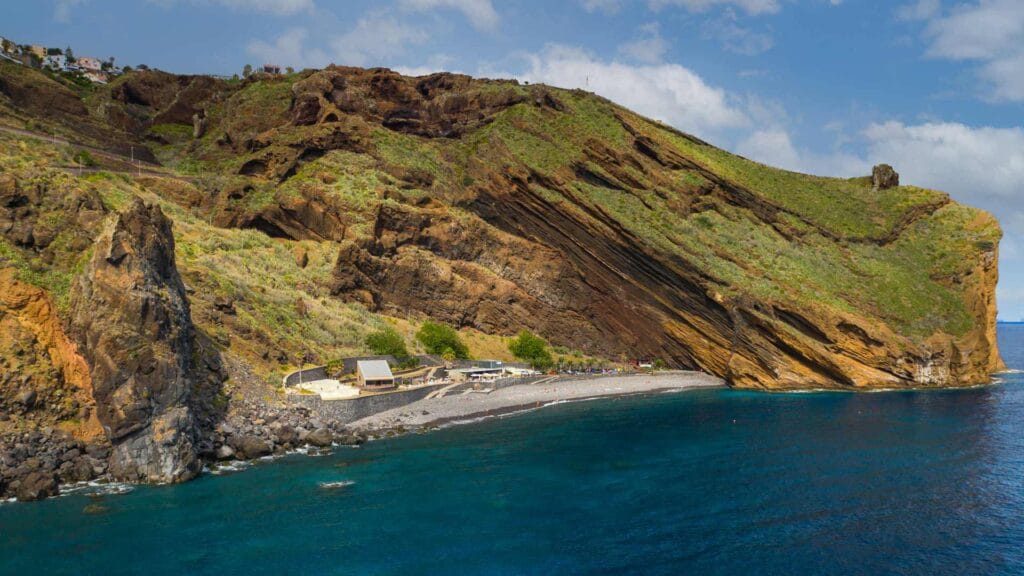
[347,372,725,433]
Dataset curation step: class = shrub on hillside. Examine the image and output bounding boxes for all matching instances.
[365,326,409,358]
[508,330,553,370]
[72,150,97,167]
[415,321,468,359]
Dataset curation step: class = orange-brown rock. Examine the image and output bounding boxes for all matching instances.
[0,269,101,439]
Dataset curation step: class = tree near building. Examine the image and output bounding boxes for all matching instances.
[365,326,409,358]
[440,349,456,365]
[508,330,553,370]
[242,63,253,77]
[415,321,469,359]
[64,46,74,63]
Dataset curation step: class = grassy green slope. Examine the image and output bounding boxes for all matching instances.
[450,90,994,339]
[185,78,995,341]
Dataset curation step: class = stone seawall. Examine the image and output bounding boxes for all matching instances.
[286,384,443,425]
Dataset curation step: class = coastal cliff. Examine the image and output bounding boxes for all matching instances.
[0,61,1005,498]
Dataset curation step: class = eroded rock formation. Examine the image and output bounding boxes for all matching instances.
[68,200,201,482]
[873,164,900,190]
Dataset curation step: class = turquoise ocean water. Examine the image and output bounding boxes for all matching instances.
[2,325,1023,575]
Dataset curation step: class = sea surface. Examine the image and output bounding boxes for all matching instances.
[2,327,1024,575]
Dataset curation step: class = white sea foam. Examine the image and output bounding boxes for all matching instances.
[319,480,355,489]
[59,481,134,497]
[209,460,251,475]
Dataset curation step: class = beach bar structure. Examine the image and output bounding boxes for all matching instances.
[356,360,396,390]
[449,366,505,383]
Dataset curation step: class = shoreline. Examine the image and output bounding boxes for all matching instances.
[346,372,725,435]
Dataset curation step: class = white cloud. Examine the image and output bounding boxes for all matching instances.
[54,0,86,23]
[736,128,868,176]
[400,0,499,30]
[148,0,314,15]
[247,27,328,68]
[580,0,623,13]
[915,0,1024,101]
[618,22,669,64]
[393,54,461,76]
[515,44,749,137]
[248,15,431,69]
[897,0,940,20]
[649,0,781,16]
[330,15,429,67]
[703,8,774,55]
[584,0,784,16]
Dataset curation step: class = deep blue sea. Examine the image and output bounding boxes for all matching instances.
[2,327,1023,575]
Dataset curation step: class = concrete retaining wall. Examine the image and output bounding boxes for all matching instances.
[283,366,328,387]
[283,354,442,386]
[286,384,443,425]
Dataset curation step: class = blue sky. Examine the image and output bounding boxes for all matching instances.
[8,0,1024,320]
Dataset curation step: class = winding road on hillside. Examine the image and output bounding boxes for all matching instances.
[0,124,196,182]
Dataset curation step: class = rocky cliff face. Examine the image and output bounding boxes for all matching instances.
[68,200,200,483]
[1,64,1006,400]
[82,66,1003,390]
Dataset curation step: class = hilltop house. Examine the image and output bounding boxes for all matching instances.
[356,360,395,390]
[76,56,102,71]
[262,63,282,74]
[43,54,66,71]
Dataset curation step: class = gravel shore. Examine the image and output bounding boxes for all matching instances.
[347,371,724,433]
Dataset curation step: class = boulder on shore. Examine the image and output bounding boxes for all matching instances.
[229,436,272,459]
[306,428,333,448]
[215,445,235,461]
[15,471,58,501]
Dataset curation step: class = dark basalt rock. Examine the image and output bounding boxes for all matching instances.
[69,200,201,484]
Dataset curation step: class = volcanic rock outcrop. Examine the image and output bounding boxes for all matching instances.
[68,200,200,483]
[872,164,900,190]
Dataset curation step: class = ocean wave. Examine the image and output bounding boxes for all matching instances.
[59,481,134,497]
[319,480,355,489]
[208,460,251,475]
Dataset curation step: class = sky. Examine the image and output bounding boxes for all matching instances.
[7,0,1024,320]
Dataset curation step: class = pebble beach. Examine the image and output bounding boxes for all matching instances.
[347,371,725,433]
